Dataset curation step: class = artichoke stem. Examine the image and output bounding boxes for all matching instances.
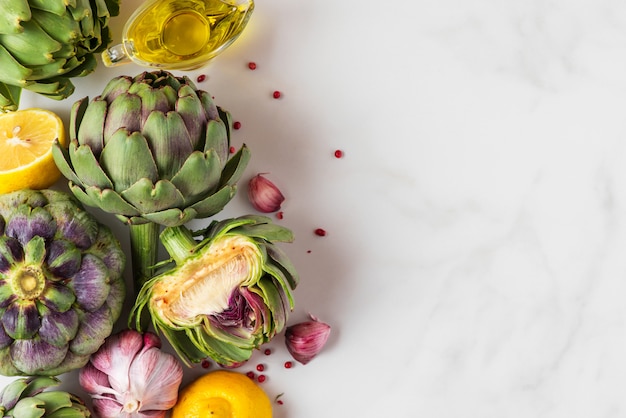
[129,222,161,294]
[160,226,198,265]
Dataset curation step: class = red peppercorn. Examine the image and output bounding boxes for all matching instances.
[256,364,265,372]
[314,228,327,237]
[248,62,257,70]
[201,359,211,369]
[276,211,284,220]
[306,250,312,254]
[334,149,344,158]
[272,90,281,99]
[257,374,266,383]
[277,400,284,405]
[246,371,255,379]
[233,121,242,130]
[229,146,235,154]
[196,74,206,82]
[264,348,271,355]
[284,361,293,369]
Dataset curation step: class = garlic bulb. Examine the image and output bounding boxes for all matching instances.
[79,329,183,417]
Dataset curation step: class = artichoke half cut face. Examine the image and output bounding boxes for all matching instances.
[151,235,263,329]
[132,216,298,367]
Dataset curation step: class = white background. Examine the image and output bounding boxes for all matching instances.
[9,0,626,416]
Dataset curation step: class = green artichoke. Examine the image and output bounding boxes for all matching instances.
[131,216,298,367]
[0,189,125,376]
[0,376,91,417]
[0,0,120,112]
[52,71,250,288]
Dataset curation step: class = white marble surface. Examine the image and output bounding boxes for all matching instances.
[9,0,626,416]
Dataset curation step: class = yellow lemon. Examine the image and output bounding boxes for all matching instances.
[171,370,272,418]
[0,108,66,194]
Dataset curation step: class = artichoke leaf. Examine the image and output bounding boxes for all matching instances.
[34,391,74,413]
[142,111,195,179]
[29,0,67,17]
[266,244,299,288]
[0,44,32,86]
[100,130,159,191]
[0,20,61,66]
[176,85,207,149]
[204,119,229,164]
[142,207,198,228]
[170,150,222,201]
[103,94,142,141]
[0,82,20,112]
[262,259,296,309]
[9,397,46,418]
[74,99,105,155]
[256,277,287,333]
[68,0,91,22]
[218,144,251,187]
[128,82,171,121]
[32,8,81,43]
[69,306,113,356]
[69,97,89,139]
[52,140,83,186]
[0,376,30,409]
[28,60,70,81]
[188,328,252,364]
[23,376,61,398]
[69,141,113,189]
[11,337,67,375]
[80,185,141,217]
[188,185,236,219]
[120,178,185,214]
[0,0,30,34]
[231,220,295,243]
[25,78,74,99]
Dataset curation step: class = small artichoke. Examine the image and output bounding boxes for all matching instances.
[131,216,298,367]
[0,189,125,376]
[52,70,250,227]
[0,0,120,112]
[0,376,91,417]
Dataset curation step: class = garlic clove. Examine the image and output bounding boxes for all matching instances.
[285,315,331,364]
[248,174,285,213]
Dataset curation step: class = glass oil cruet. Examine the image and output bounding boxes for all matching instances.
[102,0,254,70]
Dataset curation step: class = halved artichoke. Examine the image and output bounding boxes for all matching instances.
[131,216,298,367]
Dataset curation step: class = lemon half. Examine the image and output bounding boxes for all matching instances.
[0,108,66,194]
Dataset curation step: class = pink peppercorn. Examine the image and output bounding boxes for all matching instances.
[314,228,326,237]
[233,121,242,130]
[257,374,266,383]
[248,62,257,70]
[196,74,206,82]
[272,91,281,99]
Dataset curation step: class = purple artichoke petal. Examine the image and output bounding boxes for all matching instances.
[70,305,114,356]
[40,283,77,313]
[6,206,56,246]
[11,337,67,375]
[0,322,12,349]
[76,98,107,156]
[176,84,207,149]
[67,254,110,312]
[46,240,82,279]
[39,309,79,347]
[2,302,40,340]
[104,93,143,141]
[100,75,133,103]
[128,81,172,125]
[0,236,24,272]
[48,203,99,250]
[141,111,194,179]
[0,282,16,309]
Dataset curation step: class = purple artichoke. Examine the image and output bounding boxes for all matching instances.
[0,189,126,376]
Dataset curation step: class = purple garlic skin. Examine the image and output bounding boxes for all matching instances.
[247,174,285,213]
[79,329,183,418]
[285,315,331,365]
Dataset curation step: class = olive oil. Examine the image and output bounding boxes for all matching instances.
[103,0,254,70]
